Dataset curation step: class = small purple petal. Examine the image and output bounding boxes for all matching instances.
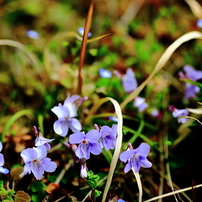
[139,158,152,168]
[34,145,47,159]
[75,143,90,159]
[135,143,150,156]
[21,148,38,163]
[109,116,118,122]
[68,118,82,132]
[69,132,86,144]
[197,19,202,28]
[26,30,40,39]
[184,84,200,99]
[78,27,92,37]
[117,199,125,202]
[0,142,2,152]
[31,161,44,180]
[41,158,57,172]
[183,65,202,81]
[51,106,70,119]
[124,162,132,173]
[122,68,138,93]
[99,68,112,78]
[119,150,135,163]
[88,142,102,155]
[0,153,4,166]
[53,119,69,136]
[0,167,9,174]
[86,129,101,142]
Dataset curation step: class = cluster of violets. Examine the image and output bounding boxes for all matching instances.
[20,126,56,180]
[50,94,152,178]
[100,64,202,124]
[2,63,200,199]
[0,93,152,188]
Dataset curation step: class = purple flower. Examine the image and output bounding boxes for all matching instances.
[197,19,202,28]
[20,145,57,180]
[0,142,9,174]
[80,161,88,178]
[99,68,112,78]
[26,30,39,39]
[99,125,117,150]
[69,130,102,160]
[108,116,118,122]
[51,105,82,137]
[119,143,152,173]
[63,95,87,117]
[33,126,54,150]
[122,68,138,93]
[168,105,189,123]
[51,95,87,136]
[78,27,92,37]
[179,65,202,99]
[133,97,148,112]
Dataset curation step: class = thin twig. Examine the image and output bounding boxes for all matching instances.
[143,184,202,202]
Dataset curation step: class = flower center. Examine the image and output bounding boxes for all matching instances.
[82,139,88,144]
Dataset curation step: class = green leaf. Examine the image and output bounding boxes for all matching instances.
[30,181,46,193]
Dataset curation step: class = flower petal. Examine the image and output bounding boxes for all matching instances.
[124,162,132,173]
[122,68,138,93]
[0,153,4,166]
[0,166,9,174]
[139,157,152,168]
[75,143,90,159]
[135,143,150,157]
[0,142,2,152]
[86,129,101,141]
[41,158,57,172]
[89,142,102,155]
[100,126,112,135]
[53,119,69,137]
[119,150,135,163]
[68,118,82,132]
[31,161,44,180]
[34,145,47,159]
[21,148,37,163]
[184,65,202,81]
[69,132,85,144]
[51,106,70,119]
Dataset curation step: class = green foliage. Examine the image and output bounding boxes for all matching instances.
[86,171,100,189]
[0,181,30,202]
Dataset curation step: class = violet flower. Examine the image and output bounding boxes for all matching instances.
[26,30,40,39]
[99,68,112,78]
[51,95,87,136]
[99,125,117,150]
[78,27,92,37]
[33,126,54,150]
[197,19,202,28]
[119,143,152,173]
[69,130,102,160]
[51,105,81,136]
[179,65,202,99]
[168,105,189,123]
[122,68,138,93]
[133,97,148,112]
[63,95,87,117]
[80,161,88,178]
[20,145,57,180]
[0,142,9,174]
